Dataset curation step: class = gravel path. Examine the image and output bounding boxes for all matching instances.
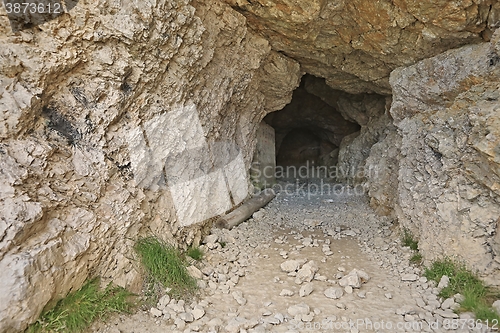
[91,183,492,333]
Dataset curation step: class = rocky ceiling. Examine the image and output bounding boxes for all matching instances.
[223,0,500,94]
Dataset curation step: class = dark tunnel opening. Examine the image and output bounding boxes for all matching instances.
[262,75,362,181]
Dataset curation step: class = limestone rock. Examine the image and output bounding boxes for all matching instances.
[280,260,302,273]
[299,283,314,297]
[150,308,162,318]
[324,287,344,299]
[280,289,295,297]
[295,260,319,283]
[401,274,419,282]
[438,276,450,289]
[227,0,489,94]
[187,266,204,280]
[192,306,205,320]
[492,300,500,315]
[287,303,310,317]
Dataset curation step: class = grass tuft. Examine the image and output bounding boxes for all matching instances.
[219,241,227,248]
[134,237,197,299]
[401,228,419,251]
[410,253,423,265]
[27,278,133,333]
[187,246,204,261]
[425,258,500,321]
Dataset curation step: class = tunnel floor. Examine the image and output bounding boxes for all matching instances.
[91,187,465,333]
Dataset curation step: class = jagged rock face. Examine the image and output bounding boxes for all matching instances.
[225,0,498,94]
[0,1,300,331]
[387,32,500,285]
[1,0,500,331]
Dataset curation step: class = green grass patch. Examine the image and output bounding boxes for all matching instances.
[410,253,423,265]
[187,246,204,261]
[134,237,197,299]
[425,258,500,322]
[27,278,133,333]
[219,241,227,248]
[401,228,419,251]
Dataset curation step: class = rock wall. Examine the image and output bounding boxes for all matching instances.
[2,0,500,331]
[0,1,300,331]
[387,31,500,285]
[225,0,498,94]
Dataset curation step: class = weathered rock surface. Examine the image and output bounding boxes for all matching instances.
[225,0,496,94]
[0,1,301,331]
[389,31,500,285]
[2,0,500,330]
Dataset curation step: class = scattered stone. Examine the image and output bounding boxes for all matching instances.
[203,234,218,244]
[339,271,361,288]
[438,275,450,289]
[492,300,500,314]
[454,293,465,303]
[345,286,353,294]
[274,313,285,323]
[265,316,281,325]
[401,273,419,282]
[179,312,194,323]
[280,289,295,296]
[232,291,247,305]
[435,309,458,318]
[441,298,455,310]
[296,260,319,283]
[174,317,186,330]
[301,313,315,322]
[324,287,344,299]
[253,210,265,220]
[187,265,203,279]
[288,303,310,317]
[157,295,171,310]
[460,312,475,320]
[150,307,162,317]
[299,283,314,297]
[192,306,205,320]
[385,293,392,299]
[280,260,302,273]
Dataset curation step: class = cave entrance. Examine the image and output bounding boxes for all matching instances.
[262,75,361,182]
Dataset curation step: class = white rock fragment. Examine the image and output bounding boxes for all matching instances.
[157,295,170,310]
[150,307,162,317]
[324,287,344,299]
[232,291,247,305]
[280,289,295,296]
[296,260,318,283]
[299,283,314,297]
[203,234,218,244]
[179,312,194,323]
[187,265,203,279]
[401,273,419,282]
[288,303,310,316]
[280,260,301,273]
[492,300,500,314]
[192,306,205,320]
[438,275,450,289]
